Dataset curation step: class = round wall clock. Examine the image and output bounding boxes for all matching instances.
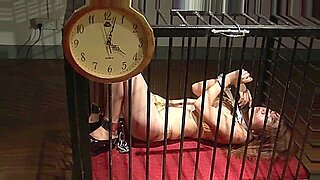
[63,0,155,83]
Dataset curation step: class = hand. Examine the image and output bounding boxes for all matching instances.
[238,84,252,108]
[226,69,253,86]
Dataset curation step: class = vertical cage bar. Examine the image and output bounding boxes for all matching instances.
[162,11,173,180]
[294,96,315,179]
[107,84,113,180]
[154,0,160,58]
[280,40,310,179]
[224,37,247,180]
[294,38,314,179]
[227,36,234,71]
[145,65,152,180]
[281,38,314,180]
[270,0,277,15]
[295,93,316,179]
[276,0,282,15]
[256,36,280,179]
[143,0,147,14]
[209,37,230,180]
[193,35,212,180]
[146,0,162,180]
[64,0,91,179]
[137,0,146,14]
[64,61,92,180]
[254,42,276,179]
[127,79,133,180]
[239,36,267,180]
[216,35,223,75]
[244,0,249,14]
[193,17,200,60]
[144,0,154,178]
[141,1,153,179]
[264,37,284,179]
[248,36,259,100]
[252,40,275,179]
[159,8,173,180]
[255,37,298,180]
[177,37,192,180]
[161,11,174,180]
[256,35,274,107]
[161,37,173,180]
[237,39,250,178]
[250,36,266,180]
[254,0,261,14]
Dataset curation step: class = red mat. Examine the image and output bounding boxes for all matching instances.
[92,141,308,179]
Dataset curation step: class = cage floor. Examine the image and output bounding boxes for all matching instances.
[92,141,308,179]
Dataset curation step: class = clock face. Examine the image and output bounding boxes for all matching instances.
[65,7,153,82]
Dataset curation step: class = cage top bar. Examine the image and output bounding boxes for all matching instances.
[152,10,320,38]
[152,25,320,37]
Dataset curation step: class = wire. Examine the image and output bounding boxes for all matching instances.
[25,24,42,59]
[16,29,36,58]
[46,0,50,18]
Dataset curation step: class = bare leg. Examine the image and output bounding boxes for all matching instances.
[89,81,124,140]
[89,74,200,142]
[122,73,165,142]
[122,73,200,142]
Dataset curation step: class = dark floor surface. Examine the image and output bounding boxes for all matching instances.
[0,60,72,180]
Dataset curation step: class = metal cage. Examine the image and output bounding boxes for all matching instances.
[64,0,320,179]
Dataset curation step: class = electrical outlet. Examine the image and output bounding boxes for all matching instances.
[30,18,64,30]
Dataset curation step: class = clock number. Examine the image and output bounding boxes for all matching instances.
[104,11,112,20]
[77,24,84,34]
[133,24,138,33]
[138,38,143,47]
[133,53,138,61]
[89,15,95,24]
[73,39,79,48]
[80,53,86,61]
[107,65,112,73]
[93,62,98,69]
[122,62,127,70]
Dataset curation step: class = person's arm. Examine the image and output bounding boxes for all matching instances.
[192,71,253,107]
[192,79,217,97]
[238,84,252,108]
[193,75,246,144]
[193,70,252,144]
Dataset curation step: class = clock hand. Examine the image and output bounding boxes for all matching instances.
[109,17,116,37]
[101,25,113,58]
[111,44,126,56]
[106,40,112,54]
[102,22,114,54]
[104,18,116,53]
[106,17,116,48]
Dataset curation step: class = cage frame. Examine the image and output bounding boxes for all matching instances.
[64,0,320,179]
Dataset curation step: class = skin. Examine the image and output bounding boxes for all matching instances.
[90,70,278,145]
[248,106,280,134]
